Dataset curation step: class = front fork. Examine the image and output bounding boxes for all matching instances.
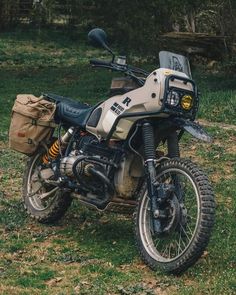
[142,122,175,234]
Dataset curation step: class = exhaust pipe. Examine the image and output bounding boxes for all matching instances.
[87,166,114,195]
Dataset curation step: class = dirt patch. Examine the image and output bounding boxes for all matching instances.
[198,119,236,131]
[225,138,236,154]
[0,141,8,149]
[0,285,36,295]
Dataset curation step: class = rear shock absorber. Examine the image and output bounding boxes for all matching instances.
[42,127,74,164]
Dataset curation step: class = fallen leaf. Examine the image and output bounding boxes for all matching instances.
[46,277,63,286]
[201,251,209,258]
[213,154,220,159]
[81,280,90,285]
[74,284,80,294]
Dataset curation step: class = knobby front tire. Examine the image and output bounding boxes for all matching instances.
[134,158,215,274]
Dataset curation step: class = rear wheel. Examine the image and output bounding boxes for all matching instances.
[22,150,72,223]
[134,158,215,274]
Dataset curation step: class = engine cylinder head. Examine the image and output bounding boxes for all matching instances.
[59,154,85,178]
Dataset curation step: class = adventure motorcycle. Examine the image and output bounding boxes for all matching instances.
[21,29,215,274]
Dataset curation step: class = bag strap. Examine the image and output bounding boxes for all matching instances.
[31,119,57,128]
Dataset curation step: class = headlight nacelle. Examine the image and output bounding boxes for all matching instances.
[166,90,194,111]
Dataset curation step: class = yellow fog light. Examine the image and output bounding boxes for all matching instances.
[181,95,193,110]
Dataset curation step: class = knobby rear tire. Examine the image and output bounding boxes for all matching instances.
[134,158,215,274]
[22,149,72,224]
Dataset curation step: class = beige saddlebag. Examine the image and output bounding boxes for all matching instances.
[9,94,56,155]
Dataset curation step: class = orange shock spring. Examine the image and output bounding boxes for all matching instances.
[42,140,60,164]
[42,127,74,164]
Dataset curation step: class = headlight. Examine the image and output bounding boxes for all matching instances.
[180,95,193,110]
[166,91,180,106]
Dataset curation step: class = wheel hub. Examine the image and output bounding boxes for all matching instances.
[152,193,182,236]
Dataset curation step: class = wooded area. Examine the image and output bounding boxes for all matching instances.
[0,0,236,60]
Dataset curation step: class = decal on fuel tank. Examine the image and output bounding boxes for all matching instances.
[110,102,125,115]
[122,97,132,107]
[104,102,126,133]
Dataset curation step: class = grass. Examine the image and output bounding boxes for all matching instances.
[0,27,236,294]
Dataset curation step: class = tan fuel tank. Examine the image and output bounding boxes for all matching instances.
[86,68,192,140]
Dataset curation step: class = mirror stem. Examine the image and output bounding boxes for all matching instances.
[103,43,115,62]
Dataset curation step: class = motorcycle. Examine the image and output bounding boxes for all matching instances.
[21,28,215,274]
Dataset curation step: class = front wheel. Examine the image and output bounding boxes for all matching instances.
[134,158,215,274]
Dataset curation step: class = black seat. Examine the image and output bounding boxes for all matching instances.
[43,93,91,108]
[43,93,95,128]
[56,103,95,128]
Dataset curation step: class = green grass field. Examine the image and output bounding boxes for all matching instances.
[0,28,236,294]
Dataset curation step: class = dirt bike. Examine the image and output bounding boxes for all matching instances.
[22,28,215,274]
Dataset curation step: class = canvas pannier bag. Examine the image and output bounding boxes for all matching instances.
[9,94,56,155]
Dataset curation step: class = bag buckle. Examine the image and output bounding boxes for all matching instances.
[31,119,37,126]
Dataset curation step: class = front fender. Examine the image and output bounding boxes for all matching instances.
[172,118,212,142]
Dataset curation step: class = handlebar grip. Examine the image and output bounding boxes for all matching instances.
[90,59,111,67]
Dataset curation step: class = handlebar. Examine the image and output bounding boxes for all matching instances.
[90,58,149,87]
[90,58,112,68]
[90,58,149,77]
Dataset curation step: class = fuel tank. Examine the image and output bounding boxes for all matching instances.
[86,68,192,140]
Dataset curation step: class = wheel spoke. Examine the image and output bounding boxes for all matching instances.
[168,243,172,259]
[162,244,169,258]
[188,214,197,221]
[28,184,43,198]
[186,223,194,236]
[38,187,59,200]
[154,237,160,248]
[177,230,184,255]
[179,223,191,243]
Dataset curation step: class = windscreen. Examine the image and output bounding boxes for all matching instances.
[159,51,192,78]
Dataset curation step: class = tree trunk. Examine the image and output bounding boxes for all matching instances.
[159,32,232,59]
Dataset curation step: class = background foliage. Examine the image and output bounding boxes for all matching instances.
[0,0,236,58]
